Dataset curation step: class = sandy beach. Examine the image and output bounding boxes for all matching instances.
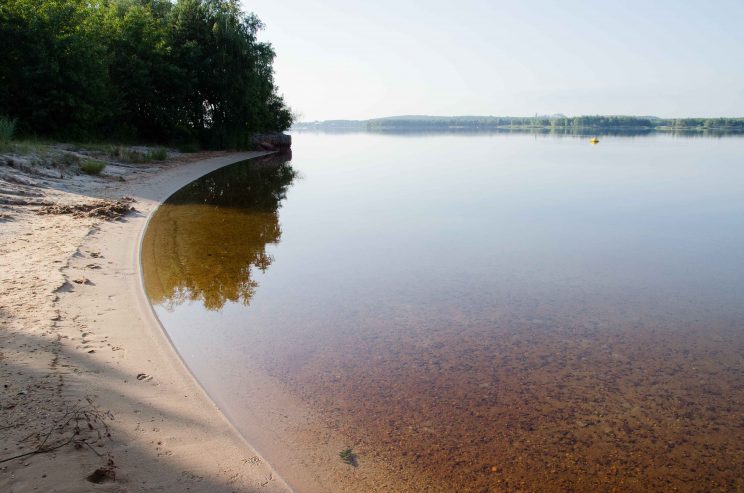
[0,151,292,492]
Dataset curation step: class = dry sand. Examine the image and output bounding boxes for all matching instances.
[0,151,292,492]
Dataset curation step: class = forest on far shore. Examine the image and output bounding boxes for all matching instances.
[0,0,293,149]
[296,115,744,133]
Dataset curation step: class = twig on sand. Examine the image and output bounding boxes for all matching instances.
[0,401,112,464]
[0,420,27,431]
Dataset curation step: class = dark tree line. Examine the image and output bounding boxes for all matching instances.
[0,0,292,148]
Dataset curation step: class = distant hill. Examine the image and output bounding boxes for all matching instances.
[293,115,744,132]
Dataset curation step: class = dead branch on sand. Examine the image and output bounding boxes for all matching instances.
[0,400,113,465]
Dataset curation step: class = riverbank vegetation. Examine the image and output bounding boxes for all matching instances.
[0,0,292,149]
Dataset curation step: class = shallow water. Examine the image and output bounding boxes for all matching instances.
[143,133,744,491]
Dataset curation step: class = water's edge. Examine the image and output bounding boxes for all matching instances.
[133,151,297,491]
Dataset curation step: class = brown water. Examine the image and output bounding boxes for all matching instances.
[142,133,744,492]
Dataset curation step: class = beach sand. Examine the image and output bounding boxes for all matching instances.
[0,151,292,492]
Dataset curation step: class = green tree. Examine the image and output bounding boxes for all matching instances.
[0,0,293,146]
[0,0,113,138]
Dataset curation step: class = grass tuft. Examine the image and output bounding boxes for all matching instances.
[2,139,52,156]
[109,146,149,163]
[149,147,167,161]
[339,448,356,466]
[109,147,167,163]
[79,159,107,175]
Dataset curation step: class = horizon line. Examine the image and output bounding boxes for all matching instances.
[296,114,744,123]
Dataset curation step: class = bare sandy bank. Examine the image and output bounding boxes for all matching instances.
[0,151,291,492]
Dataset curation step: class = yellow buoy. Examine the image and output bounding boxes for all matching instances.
[590,137,600,144]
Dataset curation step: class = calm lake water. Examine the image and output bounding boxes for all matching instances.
[142,132,744,492]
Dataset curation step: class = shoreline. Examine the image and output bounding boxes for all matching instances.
[1,151,291,492]
[139,155,411,492]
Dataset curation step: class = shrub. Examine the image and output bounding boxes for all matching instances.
[80,159,106,175]
[109,146,146,163]
[124,150,146,163]
[0,116,17,143]
[148,148,167,161]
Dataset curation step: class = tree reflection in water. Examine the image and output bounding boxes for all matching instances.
[142,154,297,311]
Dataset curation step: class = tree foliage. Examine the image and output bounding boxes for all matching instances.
[0,0,292,147]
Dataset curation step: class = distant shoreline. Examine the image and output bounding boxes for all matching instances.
[291,125,744,138]
[293,115,744,134]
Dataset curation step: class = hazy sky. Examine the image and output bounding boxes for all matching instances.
[244,0,744,121]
